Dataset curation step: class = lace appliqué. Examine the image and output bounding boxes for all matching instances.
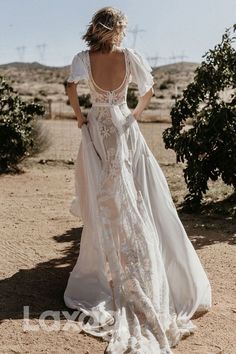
[96,108,117,137]
[99,124,116,139]
[95,115,173,350]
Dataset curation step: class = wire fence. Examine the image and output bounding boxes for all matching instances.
[34,119,81,162]
[33,118,176,166]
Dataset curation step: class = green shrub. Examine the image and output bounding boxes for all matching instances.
[171,94,181,100]
[0,76,45,172]
[160,78,175,90]
[78,93,92,108]
[159,82,168,90]
[163,25,236,208]
[127,87,138,108]
[38,89,47,96]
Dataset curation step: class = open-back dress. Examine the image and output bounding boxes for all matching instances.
[63,47,212,354]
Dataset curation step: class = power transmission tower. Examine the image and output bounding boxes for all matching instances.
[174,55,189,63]
[16,46,26,62]
[179,54,188,62]
[178,51,188,62]
[36,43,47,63]
[146,54,166,67]
[127,24,145,49]
[168,53,178,64]
[169,52,188,64]
[176,52,189,73]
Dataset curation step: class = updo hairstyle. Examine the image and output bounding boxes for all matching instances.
[82,6,128,53]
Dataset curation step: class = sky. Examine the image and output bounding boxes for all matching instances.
[0,0,235,67]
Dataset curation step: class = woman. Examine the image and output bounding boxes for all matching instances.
[64,6,211,354]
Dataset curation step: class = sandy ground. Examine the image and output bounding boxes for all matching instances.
[0,121,235,354]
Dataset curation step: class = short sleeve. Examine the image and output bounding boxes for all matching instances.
[67,51,88,84]
[127,48,154,97]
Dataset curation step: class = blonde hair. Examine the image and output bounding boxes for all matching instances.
[82,7,128,53]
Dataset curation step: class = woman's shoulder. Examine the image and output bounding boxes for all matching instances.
[124,47,146,65]
[67,50,88,83]
[124,47,152,71]
[73,49,88,60]
[124,47,141,55]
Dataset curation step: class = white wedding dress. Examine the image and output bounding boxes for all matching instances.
[64,47,212,354]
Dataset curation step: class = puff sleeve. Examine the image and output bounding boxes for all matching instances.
[67,51,88,84]
[127,48,154,97]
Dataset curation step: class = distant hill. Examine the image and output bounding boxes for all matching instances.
[0,60,199,72]
[152,61,199,72]
[0,61,69,71]
[0,60,200,121]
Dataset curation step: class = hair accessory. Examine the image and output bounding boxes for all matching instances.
[98,21,113,31]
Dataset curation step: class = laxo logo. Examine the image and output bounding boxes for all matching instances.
[22,305,117,337]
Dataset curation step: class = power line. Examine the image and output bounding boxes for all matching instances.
[168,51,189,64]
[146,54,166,67]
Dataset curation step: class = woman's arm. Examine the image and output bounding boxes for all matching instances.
[132,87,154,120]
[66,82,87,128]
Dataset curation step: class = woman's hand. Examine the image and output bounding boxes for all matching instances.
[132,110,140,120]
[66,82,87,129]
[132,88,154,120]
[77,115,87,129]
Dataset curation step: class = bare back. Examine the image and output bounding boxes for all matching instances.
[88,49,126,92]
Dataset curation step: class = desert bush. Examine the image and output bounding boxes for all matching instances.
[38,89,47,96]
[28,119,52,155]
[127,87,138,108]
[0,76,45,172]
[171,94,182,100]
[163,24,236,208]
[78,93,92,108]
[66,93,92,108]
[159,82,168,90]
[165,78,175,85]
[160,78,175,90]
